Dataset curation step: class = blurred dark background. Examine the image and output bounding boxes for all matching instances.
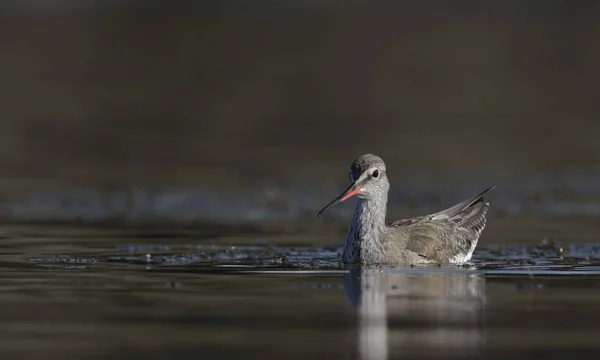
[0,0,599,225]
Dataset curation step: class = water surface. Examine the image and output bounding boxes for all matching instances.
[1,225,600,359]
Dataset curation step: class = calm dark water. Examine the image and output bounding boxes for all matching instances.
[1,225,600,359]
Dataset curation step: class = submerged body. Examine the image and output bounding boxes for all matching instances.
[317,154,493,265]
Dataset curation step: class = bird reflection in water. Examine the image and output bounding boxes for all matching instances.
[343,265,486,360]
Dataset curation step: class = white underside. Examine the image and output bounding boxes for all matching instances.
[449,239,479,264]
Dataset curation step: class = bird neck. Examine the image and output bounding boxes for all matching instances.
[344,195,388,262]
[352,196,388,238]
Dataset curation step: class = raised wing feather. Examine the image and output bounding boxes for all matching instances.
[389,186,494,228]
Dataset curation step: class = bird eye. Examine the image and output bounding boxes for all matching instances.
[372,169,379,178]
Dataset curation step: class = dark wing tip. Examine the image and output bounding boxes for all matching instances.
[475,185,496,200]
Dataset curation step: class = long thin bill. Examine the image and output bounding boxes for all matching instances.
[316,183,361,218]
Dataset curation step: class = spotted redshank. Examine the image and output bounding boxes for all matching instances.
[317,154,494,265]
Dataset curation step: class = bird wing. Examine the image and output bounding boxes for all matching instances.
[389,186,494,261]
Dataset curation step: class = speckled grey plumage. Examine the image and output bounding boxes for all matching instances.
[317,154,493,266]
